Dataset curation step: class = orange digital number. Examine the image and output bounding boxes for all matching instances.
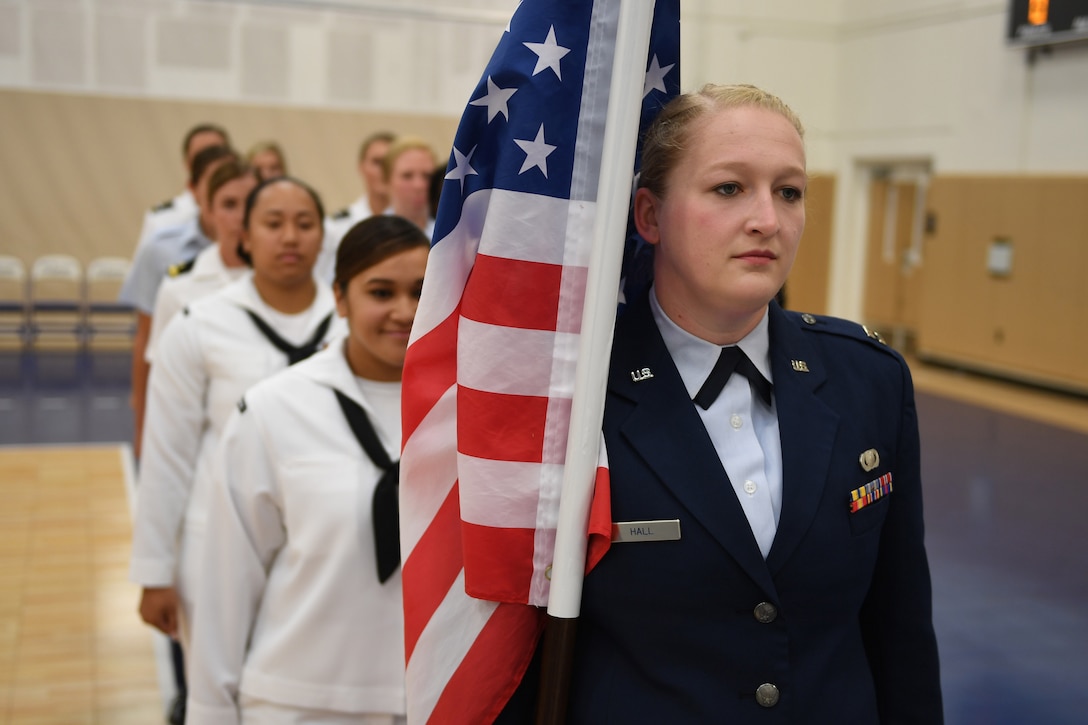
[1028,0,1050,26]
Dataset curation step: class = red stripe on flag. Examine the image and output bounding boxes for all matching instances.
[402,308,459,443]
[457,386,549,463]
[403,481,464,663]
[586,464,612,574]
[462,522,536,602]
[461,254,563,331]
[427,602,545,724]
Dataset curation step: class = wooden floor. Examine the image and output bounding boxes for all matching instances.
[0,446,162,725]
[908,357,1088,435]
[0,358,1084,724]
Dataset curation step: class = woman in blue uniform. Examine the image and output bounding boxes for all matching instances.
[505,83,943,724]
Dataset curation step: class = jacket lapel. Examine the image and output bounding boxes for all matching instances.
[609,298,777,597]
[764,304,839,573]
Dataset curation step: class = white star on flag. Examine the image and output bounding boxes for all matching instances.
[444,145,479,193]
[523,25,570,80]
[643,54,675,98]
[469,76,517,123]
[514,123,557,177]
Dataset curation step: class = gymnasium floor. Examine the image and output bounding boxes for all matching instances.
[1,349,1086,724]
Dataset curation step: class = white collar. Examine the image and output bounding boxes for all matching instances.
[217,273,337,320]
[291,336,400,414]
[189,244,226,278]
[649,288,772,400]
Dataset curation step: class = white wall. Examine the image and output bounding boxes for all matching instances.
[3,0,1081,174]
[835,0,1088,173]
[0,0,511,115]
[679,0,844,171]
[2,0,1085,317]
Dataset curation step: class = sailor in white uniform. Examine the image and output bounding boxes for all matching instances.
[316,131,394,284]
[130,177,342,660]
[145,160,257,363]
[187,215,429,724]
[133,123,230,252]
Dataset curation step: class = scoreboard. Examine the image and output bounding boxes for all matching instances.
[1007,0,1088,46]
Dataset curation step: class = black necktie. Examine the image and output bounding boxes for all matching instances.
[693,346,773,409]
[245,310,333,365]
[334,390,401,584]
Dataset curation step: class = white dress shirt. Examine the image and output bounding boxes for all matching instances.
[649,289,783,558]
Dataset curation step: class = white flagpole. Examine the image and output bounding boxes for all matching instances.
[547,0,656,620]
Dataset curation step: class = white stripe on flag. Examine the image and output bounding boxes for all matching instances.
[456,455,563,529]
[408,190,492,346]
[457,319,576,398]
[404,569,495,724]
[398,387,458,561]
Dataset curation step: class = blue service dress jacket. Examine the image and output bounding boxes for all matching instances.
[558,295,943,724]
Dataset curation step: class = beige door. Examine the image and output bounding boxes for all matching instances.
[862,167,928,348]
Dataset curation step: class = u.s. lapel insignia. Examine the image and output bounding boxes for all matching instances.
[791,359,809,373]
[630,367,654,382]
[859,448,880,472]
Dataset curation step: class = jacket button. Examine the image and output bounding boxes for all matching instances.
[755,683,780,707]
[753,601,778,623]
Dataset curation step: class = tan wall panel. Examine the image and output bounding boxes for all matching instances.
[918,175,1088,393]
[786,173,834,316]
[0,90,458,265]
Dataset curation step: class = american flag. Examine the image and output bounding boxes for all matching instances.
[400,1,679,722]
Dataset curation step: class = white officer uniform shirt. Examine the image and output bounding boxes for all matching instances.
[316,196,373,284]
[134,189,198,252]
[145,244,246,363]
[119,216,214,314]
[650,289,783,558]
[186,340,406,725]
[130,274,344,650]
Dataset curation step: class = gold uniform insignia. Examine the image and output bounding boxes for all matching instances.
[859,448,880,472]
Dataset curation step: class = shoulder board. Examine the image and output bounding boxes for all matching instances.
[167,257,197,278]
[151,198,175,213]
[237,396,247,413]
[331,208,351,220]
[793,311,895,351]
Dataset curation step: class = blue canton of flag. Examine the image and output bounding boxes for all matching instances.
[435,0,680,239]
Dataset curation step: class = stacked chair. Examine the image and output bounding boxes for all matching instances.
[0,255,28,350]
[85,256,136,350]
[28,254,85,351]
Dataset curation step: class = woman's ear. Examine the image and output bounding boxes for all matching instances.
[333,283,349,319]
[633,187,661,245]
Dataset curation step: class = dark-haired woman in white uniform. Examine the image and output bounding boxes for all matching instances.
[130,177,343,662]
[187,215,429,724]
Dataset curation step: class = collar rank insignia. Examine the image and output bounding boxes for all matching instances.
[791,359,809,373]
[630,367,654,382]
[849,472,893,513]
[862,325,887,344]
